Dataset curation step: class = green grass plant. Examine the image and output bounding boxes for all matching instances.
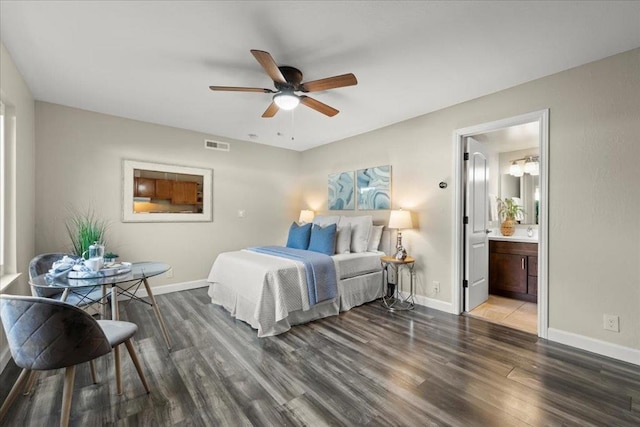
[65,207,108,259]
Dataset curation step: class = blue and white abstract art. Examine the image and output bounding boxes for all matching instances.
[328,172,355,210]
[357,165,391,210]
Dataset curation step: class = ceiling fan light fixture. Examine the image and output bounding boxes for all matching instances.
[273,92,300,110]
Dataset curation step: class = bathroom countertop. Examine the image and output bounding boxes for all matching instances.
[487,228,538,243]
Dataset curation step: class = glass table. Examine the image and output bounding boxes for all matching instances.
[30,261,172,395]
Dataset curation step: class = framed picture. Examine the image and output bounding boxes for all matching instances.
[357,165,391,210]
[328,171,355,210]
[122,159,213,222]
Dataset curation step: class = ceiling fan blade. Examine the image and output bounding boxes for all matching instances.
[209,86,275,93]
[299,96,339,117]
[262,102,279,118]
[250,50,286,84]
[300,73,357,92]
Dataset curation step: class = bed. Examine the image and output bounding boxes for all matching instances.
[207,215,390,337]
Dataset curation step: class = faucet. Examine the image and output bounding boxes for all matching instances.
[527,226,533,237]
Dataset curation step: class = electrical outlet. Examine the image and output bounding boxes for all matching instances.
[433,281,440,293]
[238,209,246,218]
[165,268,174,279]
[603,314,619,332]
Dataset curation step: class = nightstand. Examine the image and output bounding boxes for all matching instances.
[380,255,415,311]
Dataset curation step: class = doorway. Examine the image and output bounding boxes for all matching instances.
[452,110,549,338]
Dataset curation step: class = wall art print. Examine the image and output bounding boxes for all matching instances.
[328,171,355,210]
[357,165,391,210]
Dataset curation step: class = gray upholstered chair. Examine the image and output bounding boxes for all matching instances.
[24,253,110,394]
[0,295,150,427]
[28,253,106,306]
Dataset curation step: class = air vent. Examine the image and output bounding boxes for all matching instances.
[204,139,230,152]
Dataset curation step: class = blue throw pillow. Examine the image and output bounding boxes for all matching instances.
[308,223,337,256]
[286,222,312,250]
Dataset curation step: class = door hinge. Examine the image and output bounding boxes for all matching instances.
[463,216,469,224]
[463,280,469,288]
[464,152,469,161]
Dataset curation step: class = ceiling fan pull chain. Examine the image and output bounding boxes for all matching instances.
[290,109,295,141]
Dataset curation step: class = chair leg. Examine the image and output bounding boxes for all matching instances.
[114,344,122,395]
[124,339,151,394]
[60,366,76,427]
[89,360,98,384]
[22,370,38,395]
[0,368,30,421]
[110,285,123,395]
[142,277,172,350]
[101,284,111,319]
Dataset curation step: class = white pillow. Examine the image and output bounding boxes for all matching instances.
[339,215,372,253]
[313,215,340,227]
[367,225,384,252]
[335,223,352,254]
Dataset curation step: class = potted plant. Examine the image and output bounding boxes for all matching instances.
[497,198,524,236]
[104,252,119,263]
[65,207,109,259]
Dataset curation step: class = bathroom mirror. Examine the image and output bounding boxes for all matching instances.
[476,121,540,226]
[500,172,539,225]
[122,159,213,222]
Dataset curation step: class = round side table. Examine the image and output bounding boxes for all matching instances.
[380,255,415,311]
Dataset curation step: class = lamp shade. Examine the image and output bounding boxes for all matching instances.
[388,209,413,230]
[299,210,315,224]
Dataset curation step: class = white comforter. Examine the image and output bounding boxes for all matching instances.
[208,250,318,334]
[207,249,383,337]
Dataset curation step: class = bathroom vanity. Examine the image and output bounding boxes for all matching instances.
[488,231,538,302]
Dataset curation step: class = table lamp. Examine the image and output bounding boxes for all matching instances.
[299,210,315,224]
[388,209,413,260]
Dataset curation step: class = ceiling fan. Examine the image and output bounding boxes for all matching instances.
[209,49,357,118]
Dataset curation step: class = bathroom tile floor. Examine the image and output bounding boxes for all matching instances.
[467,294,537,334]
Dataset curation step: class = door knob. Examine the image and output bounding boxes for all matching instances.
[485,229,492,234]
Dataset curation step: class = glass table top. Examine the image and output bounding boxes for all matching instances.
[30,261,171,289]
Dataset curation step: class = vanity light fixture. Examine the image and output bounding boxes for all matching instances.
[509,161,524,177]
[509,156,539,177]
[524,156,539,175]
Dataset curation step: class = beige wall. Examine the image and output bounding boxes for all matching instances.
[34,102,302,286]
[301,48,640,350]
[0,43,36,365]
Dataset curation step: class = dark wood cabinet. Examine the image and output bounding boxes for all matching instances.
[489,241,538,302]
[134,177,155,198]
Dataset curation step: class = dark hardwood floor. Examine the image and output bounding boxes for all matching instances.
[1,287,639,426]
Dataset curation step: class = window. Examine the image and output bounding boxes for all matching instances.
[0,99,19,290]
[0,101,5,276]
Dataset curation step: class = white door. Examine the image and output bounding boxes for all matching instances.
[465,137,489,311]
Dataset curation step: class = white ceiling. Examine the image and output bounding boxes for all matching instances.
[1,1,639,151]
[474,122,540,153]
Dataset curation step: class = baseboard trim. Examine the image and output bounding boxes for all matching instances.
[548,328,640,366]
[117,279,209,300]
[398,291,454,313]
